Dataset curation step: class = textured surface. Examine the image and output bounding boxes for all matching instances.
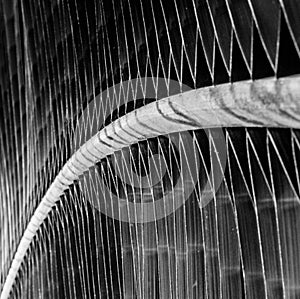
[1,0,300,298]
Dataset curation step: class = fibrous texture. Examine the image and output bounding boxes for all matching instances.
[1,0,300,298]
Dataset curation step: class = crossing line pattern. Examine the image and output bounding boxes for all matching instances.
[1,0,300,298]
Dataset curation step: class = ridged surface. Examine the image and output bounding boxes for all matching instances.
[1,0,300,298]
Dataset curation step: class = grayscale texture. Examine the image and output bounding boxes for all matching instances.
[1,0,300,298]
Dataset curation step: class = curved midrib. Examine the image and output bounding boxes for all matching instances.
[1,75,300,299]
